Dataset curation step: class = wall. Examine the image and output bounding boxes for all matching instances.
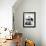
[0,0,16,30]
[0,0,46,46]
[41,0,46,46]
[13,0,41,46]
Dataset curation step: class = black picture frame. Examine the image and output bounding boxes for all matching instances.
[23,12,36,28]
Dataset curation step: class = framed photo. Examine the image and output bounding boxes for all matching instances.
[23,12,36,28]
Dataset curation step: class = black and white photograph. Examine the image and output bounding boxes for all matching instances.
[23,12,36,27]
